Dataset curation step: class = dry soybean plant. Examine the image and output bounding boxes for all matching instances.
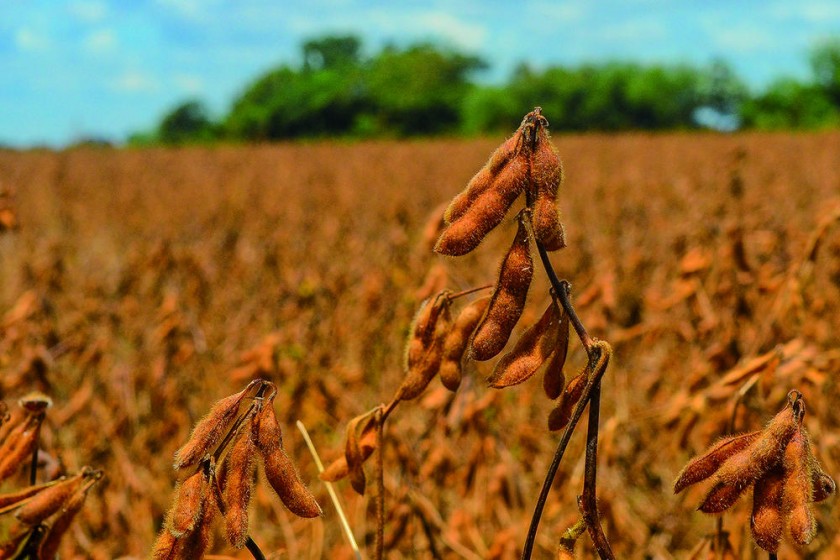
[320,107,616,559]
[0,393,103,559]
[151,378,321,560]
[675,390,835,559]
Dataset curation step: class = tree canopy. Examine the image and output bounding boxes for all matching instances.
[137,34,840,145]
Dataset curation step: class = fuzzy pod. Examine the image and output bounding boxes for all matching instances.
[556,545,575,560]
[173,387,250,470]
[37,485,89,560]
[488,300,560,388]
[261,446,322,518]
[548,367,587,432]
[673,431,761,494]
[320,456,350,483]
[471,219,533,361]
[444,134,523,224]
[811,467,835,503]
[171,490,217,560]
[320,428,377,483]
[222,428,257,548]
[542,310,570,400]
[397,296,452,401]
[254,402,321,518]
[698,403,800,514]
[0,481,55,509]
[15,474,82,526]
[751,465,786,553]
[343,412,380,495]
[531,193,566,252]
[435,156,528,257]
[438,296,491,391]
[0,413,41,483]
[784,429,816,545]
[168,470,207,537]
[0,409,19,445]
[529,128,566,251]
[151,526,179,560]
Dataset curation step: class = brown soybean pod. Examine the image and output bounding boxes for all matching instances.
[168,470,206,537]
[223,428,257,548]
[444,133,523,224]
[750,465,785,553]
[37,486,88,560]
[699,404,799,513]
[254,401,322,518]
[397,299,451,401]
[0,414,41,483]
[15,474,82,526]
[173,387,249,470]
[435,157,528,257]
[542,310,570,400]
[487,301,560,389]
[438,296,490,391]
[784,430,816,545]
[811,465,835,502]
[530,127,566,251]
[673,431,761,494]
[547,368,587,432]
[470,218,533,361]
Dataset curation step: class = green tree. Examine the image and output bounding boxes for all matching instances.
[740,78,839,129]
[157,100,217,144]
[810,38,840,105]
[224,41,368,140]
[302,35,362,71]
[365,43,486,135]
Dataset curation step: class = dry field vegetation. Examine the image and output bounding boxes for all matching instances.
[0,125,839,559]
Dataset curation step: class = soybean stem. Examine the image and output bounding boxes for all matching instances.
[580,379,614,559]
[534,241,594,353]
[520,342,610,559]
[29,417,42,485]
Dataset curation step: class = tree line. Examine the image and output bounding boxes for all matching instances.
[132,35,840,145]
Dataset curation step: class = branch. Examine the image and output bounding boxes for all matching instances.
[521,340,611,559]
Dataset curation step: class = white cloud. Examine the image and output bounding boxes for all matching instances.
[68,0,107,23]
[529,2,587,24]
[770,1,840,23]
[413,12,487,50]
[173,74,204,94]
[597,19,667,42]
[110,71,160,93]
[709,26,776,53]
[362,10,487,51]
[83,29,117,53]
[14,28,50,52]
[154,0,223,22]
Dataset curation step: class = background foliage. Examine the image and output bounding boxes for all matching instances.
[136,34,840,145]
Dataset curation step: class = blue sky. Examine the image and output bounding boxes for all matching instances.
[2,0,839,147]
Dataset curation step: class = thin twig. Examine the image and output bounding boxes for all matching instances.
[296,420,363,560]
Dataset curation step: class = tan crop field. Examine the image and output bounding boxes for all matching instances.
[1,130,839,559]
